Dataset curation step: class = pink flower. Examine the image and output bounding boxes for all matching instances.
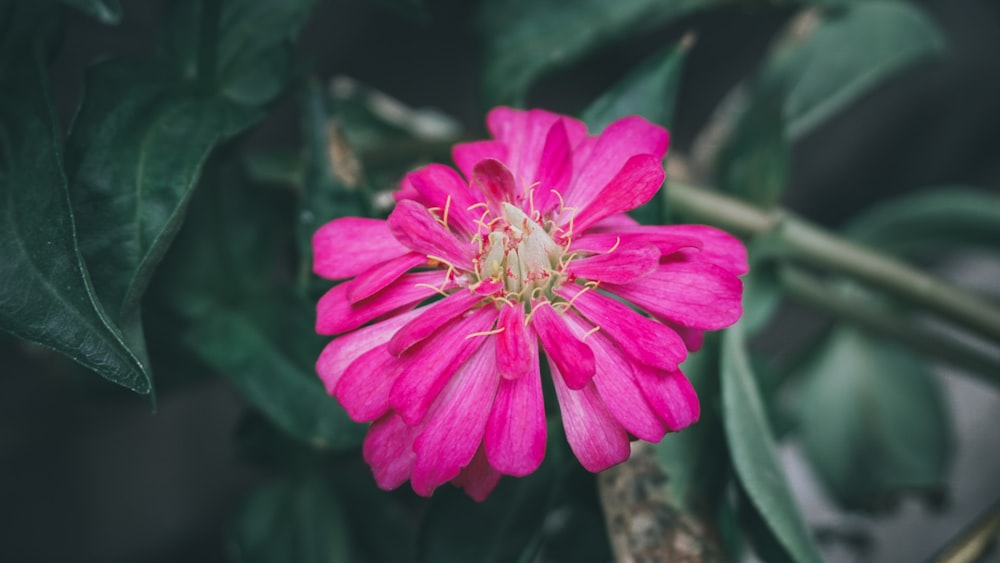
[314,108,746,501]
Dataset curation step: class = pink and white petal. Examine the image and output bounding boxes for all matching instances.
[496,302,532,379]
[411,336,500,497]
[563,154,665,235]
[362,413,420,491]
[404,164,483,236]
[564,115,669,211]
[348,252,426,303]
[569,232,699,256]
[633,366,700,431]
[558,284,686,372]
[620,224,748,275]
[316,307,422,392]
[549,359,630,473]
[315,270,446,335]
[387,199,476,271]
[531,301,596,390]
[605,262,743,330]
[485,339,546,476]
[471,158,518,209]
[334,344,406,422]
[565,243,659,284]
[390,306,498,425]
[453,140,508,180]
[313,217,409,279]
[452,444,503,502]
[388,289,484,356]
[562,313,666,443]
[531,120,572,215]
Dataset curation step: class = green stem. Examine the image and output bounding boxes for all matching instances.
[197,0,222,92]
[778,266,1000,384]
[667,181,1000,345]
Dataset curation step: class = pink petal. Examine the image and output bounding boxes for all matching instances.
[530,301,595,390]
[549,358,630,473]
[411,336,499,496]
[387,199,475,271]
[316,270,446,335]
[604,261,743,330]
[313,217,408,279]
[563,154,665,235]
[316,307,422,392]
[587,213,640,232]
[388,290,484,356]
[404,164,482,235]
[485,337,546,476]
[562,313,665,442]
[334,344,406,422]
[452,140,508,180]
[471,158,517,208]
[394,175,421,202]
[667,321,705,352]
[362,413,420,491]
[633,366,700,431]
[348,252,426,303]
[570,232,701,256]
[558,284,686,372]
[565,243,660,284]
[620,224,748,275]
[496,302,532,379]
[564,115,669,212]
[531,120,572,215]
[390,306,498,425]
[451,443,503,502]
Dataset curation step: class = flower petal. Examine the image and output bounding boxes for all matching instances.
[558,284,686,372]
[334,344,405,422]
[549,358,630,473]
[471,158,517,209]
[565,243,660,284]
[620,224,749,275]
[362,413,419,491]
[452,444,503,502]
[563,154,665,235]
[633,366,700,431]
[486,337,546,476]
[313,217,408,279]
[404,164,482,235]
[316,307,422,392]
[452,140,508,180]
[388,290,484,356]
[496,302,532,379]
[411,336,499,496]
[387,199,476,271]
[570,232,701,256]
[531,120,572,215]
[316,271,445,335]
[390,306,498,425]
[348,252,427,303]
[531,300,595,390]
[604,261,743,330]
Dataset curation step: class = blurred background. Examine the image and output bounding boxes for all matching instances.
[3,0,1000,561]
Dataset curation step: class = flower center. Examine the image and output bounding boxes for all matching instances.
[475,202,566,301]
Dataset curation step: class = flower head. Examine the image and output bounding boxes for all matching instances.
[314,108,746,500]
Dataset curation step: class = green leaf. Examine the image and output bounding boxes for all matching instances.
[0,49,149,393]
[162,0,320,105]
[715,89,790,208]
[478,0,722,106]
[581,36,691,132]
[843,188,1000,257]
[64,60,261,342]
[228,474,357,563]
[0,1,64,72]
[721,322,823,563]
[798,326,951,510]
[778,3,945,139]
[187,306,366,450]
[58,0,122,24]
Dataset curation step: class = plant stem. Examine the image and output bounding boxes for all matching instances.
[778,266,1000,384]
[667,181,1000,345]
[197,0,222,93]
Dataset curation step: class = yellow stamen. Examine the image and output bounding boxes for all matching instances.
[582,325,601,340]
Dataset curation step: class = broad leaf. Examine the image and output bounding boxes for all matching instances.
[228,474,357,563]
[58,0,122,24]
[715,89,789,208]
[798,326,951,510]
[0,51,149,393]
[779,3,945,139]
[478,0,722,106]
[721,322,823,563]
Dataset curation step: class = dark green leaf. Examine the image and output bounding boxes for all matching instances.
[778,3,945,139]
[162,0,320,105]
[0,50,149,393]
[228,474,357,563]
[64,60,261,337]
[798,326,951,510]
[58,0,122,24]
[0,1,64,72]
[581,36,691,132]
[715,89,789,208]
[478,0,722,106]
[721,322,823,563]
[843,188,1000,256]
[187,307,366,450]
